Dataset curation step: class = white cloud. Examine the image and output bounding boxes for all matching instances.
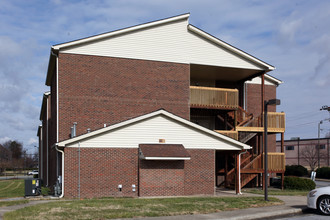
[0,137,11,144]
[28,138,38,146]
[0,0,329,144]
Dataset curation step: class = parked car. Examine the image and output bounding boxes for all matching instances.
[307,186,330,215]
[27,170,38,175]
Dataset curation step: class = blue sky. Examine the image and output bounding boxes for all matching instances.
[1,0,330,153]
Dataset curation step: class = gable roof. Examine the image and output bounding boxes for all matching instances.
[46,13,275,86]
[57,109,250,150]
[52,13,190,50]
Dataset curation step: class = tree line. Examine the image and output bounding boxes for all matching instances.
[0,140,38,174]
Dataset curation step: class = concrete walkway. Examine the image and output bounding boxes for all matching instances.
[0,192,307,220]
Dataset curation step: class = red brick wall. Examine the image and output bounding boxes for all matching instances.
[63,147,215,198]
[41,95,53,186]
[57,53,190,142]
[139,149,215,197]
[245,83,277,152]
[41,110,47,185]
[245,83,277,116]
[47,71,58,187]
[139,160,185,197]
[184,149,215,195]
[64,147,138,198]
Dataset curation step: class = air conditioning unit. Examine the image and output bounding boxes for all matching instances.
[24,179,41,196]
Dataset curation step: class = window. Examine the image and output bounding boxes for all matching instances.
[316,144,326,150]
[286,146,294,150]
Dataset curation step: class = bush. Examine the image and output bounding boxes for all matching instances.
[284,165,308,177]
[33,174,38,179]
[284,176,315,191]
[315,167,330,179]
[41,187,51,196]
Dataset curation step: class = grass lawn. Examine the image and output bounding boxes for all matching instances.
[4,196,282,220]
[0,200,28,207]
[0,179,25,198]
[243,188,309,196]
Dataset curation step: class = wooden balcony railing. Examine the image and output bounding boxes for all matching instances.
[236,112,285,133]
[190,86,238,109]
[242,152,285,173]
[215,130,238,140]
[265,152,286,172]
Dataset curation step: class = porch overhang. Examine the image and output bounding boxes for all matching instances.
[190,64,267,83]
[139,144,191,160]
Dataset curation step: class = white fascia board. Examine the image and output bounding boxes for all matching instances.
[52,13,190,50]
[187,25,275,71]
[142,157,191,160]
[57,109,251,150]
[265,74,283,85]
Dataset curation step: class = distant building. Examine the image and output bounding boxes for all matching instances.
[276,138,330,169]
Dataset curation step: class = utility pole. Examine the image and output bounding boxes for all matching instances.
[291,137,300,165]
[319,105,330,168]
[318,121,322,168]
[264,99,281,201]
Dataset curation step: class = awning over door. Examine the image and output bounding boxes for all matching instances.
[139,144,191,160]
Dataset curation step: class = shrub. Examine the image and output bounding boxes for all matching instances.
[41,187,51,196]
[284,165,308,177]
[315,167,330,179]
[284,176,315,191]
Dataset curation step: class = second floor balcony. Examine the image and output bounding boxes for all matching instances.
[190,86,238,109]
[236,112,285,133]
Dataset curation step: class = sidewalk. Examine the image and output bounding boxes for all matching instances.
[0,192,307,220]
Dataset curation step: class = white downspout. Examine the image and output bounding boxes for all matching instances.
[55,144,64,198]
[46,97,49,186]
[238,149,248,194]
[40,126,43,180]
[56,55,59,143]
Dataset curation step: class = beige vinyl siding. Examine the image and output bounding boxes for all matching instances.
[66,115,242,150]
[61,19,262,70]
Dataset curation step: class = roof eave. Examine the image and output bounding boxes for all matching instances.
[264,74,283,86]
[57,109,251,150]
[187,24,275,71]
[39,91,50,120]
[52,13,190,51]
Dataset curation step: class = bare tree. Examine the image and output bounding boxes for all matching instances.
[301,146,318,171]
[2,140,24,159]
[0,144,12,174]
[301,145,326,171]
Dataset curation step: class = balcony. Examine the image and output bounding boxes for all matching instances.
[241,152,286,173]
[236,112,285,133]
[215,130,238,140]
[190,86,238,109]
